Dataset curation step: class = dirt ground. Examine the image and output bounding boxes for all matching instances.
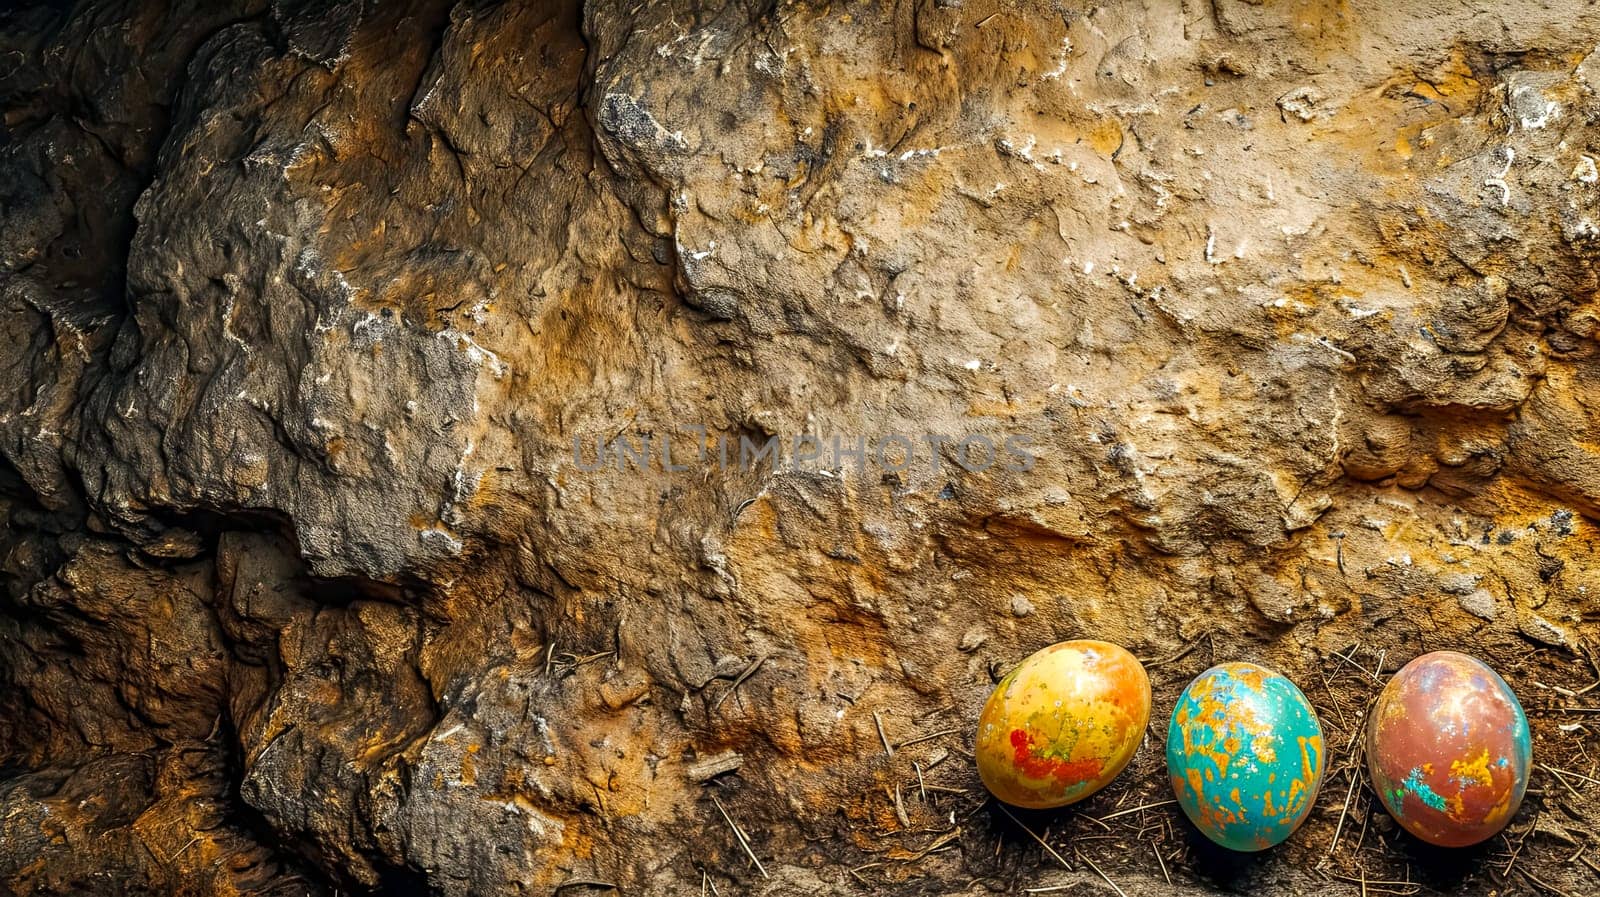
[851,639,1600,897]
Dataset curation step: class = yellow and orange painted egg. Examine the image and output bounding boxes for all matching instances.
[1367,651,1531,847]
[1167,662,1325,851]
[976,640,1151,808]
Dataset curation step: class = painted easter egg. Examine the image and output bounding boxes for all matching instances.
[1366,651,1531,847]
[975,640,1151,808]
[1167,662,1326,851]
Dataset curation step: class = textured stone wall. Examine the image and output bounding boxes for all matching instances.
[2,1,1598,894]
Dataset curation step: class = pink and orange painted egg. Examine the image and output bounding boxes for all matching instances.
[975,640,1151,808]
[1367,651,1531,847]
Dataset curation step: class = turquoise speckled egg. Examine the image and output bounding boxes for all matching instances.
[1167,662,1326,851]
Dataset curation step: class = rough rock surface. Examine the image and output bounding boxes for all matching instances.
[3,0,1600,894]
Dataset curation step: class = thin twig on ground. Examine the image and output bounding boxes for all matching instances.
[995,803,1072,871]
[709,794,768,879]
[1078,850,1128,897]
[712,654,767,711]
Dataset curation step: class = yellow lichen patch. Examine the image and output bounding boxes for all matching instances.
[1307,49,1485,186]
[1088,119,1124,157]
[1394,128,1416,161]
[723,494,903,732]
